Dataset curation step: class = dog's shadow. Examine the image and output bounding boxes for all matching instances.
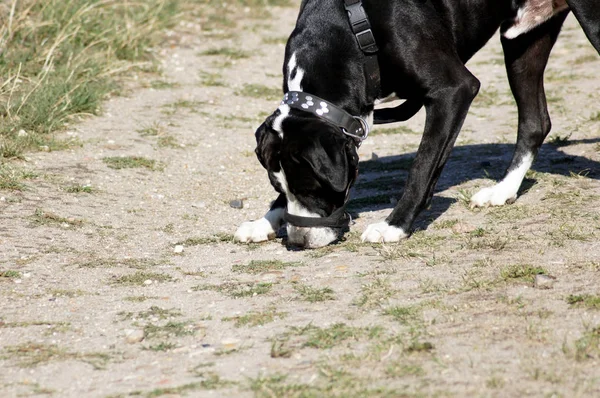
[350,137,600,231]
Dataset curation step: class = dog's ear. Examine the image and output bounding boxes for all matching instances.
[255,114,282,172]
[300,133,349,192]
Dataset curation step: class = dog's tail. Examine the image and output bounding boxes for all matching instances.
[374,98,422,124]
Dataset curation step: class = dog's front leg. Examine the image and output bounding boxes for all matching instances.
[234,193,286,243]
[362,70,480,243]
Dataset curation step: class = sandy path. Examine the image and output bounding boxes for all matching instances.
[1,3,600,397]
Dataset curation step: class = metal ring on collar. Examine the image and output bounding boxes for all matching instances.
[342,116,370,142]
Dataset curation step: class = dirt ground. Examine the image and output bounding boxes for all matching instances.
[1,3,600,397]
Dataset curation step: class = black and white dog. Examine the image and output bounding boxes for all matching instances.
[235,0,600,248]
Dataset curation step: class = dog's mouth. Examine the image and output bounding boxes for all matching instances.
[286,224,342,249]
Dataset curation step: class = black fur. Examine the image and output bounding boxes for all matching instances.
[253,0,600,245]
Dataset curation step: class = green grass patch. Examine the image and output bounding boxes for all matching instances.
[500,264,547,283]
[143,321,195,339]
[0,0,181,159]
[1,270,22,279]
[30,208,84,228]
[175,234,233,246]
[383,305,422,324]
[112,271,175,286]
[195,282,273,298]
[199,47,250,59]
[566,294,600,310]
[291,323,365,350]
[574,327,600,361]
[118,306,182,321]
[0,164,37,190]
[235,83,281,101]
[78,257,163,269]
[103,156,163,171]
[232,260,303,274]
[3,342,110,369]
[65,184,94,193]
[294,284,335,303]
[222,309,286,327]
[369,126,420,136]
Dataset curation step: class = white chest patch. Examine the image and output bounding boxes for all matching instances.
[503,0,568,39]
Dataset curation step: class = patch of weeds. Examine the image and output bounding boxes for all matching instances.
[232,259,303,274]
[161,99,204,115]
[433,219,459,230]
[118,306,182,321]
[30,208,84,228]
[195,282,273,298]
[405,339,434,354]
[547,133,572,146]
[486,376,506,389]
[175,234,233,246]
[124,295,160,302]
[235,84,281,101]
[143,321,195,340]
[65,184,94,194]
[222,309,286,328]
[0,0,182,158]
[291,323,365,349]
[143,374,232,397]
[465,234,510,251]
[566,294,600,310]
[199,47,250,59]
[143,342,178,352]
[103,156,164,171]
[3,343,110,369]
[157,135,180,148]
[293,284,335,303]
[0,270,22,279]
[149,80,180,90]
[384,305,422,325]
[500,264,547,284]
[473,88,504,107]
[385,362,425,378]
[199,71,227,87]
[47,288,86,298]
[574,327,600,361]
[112,271,175,286]
[262,36,289,45]
[0,164,37,190]
[355,278,394,308]
[79,257,163,269]
[137,122,164,137]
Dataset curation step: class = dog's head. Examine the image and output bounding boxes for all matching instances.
[255,110,359,248]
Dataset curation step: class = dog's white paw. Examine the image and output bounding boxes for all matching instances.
[234,218,276,243]
[361,221,408,243]
[470,185,517,208]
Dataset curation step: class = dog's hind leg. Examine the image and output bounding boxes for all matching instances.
[566,0,600,54]
[471,10,569,208]
[234,193,286,243]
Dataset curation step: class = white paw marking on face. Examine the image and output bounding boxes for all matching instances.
[234,208,284,243]
[470,153,534,207]
[272,52,305,139]
[273,169,338,248]
[503,0,568,39]
[361,221,408,243]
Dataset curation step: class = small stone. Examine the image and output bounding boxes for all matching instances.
[534,274,556,289]
[192,202,206,208]
[18,129,27,137]
[0,197,5,202]
[125,329,145,344]
[143,279,153,285]
[221,338,241,352]
[39,145,50,152]
[173,245,184,254]
[229,199,244,209]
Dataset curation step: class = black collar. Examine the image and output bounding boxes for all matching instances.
[282,91,370,146]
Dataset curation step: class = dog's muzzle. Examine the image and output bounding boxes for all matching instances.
[283,206,352,229]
